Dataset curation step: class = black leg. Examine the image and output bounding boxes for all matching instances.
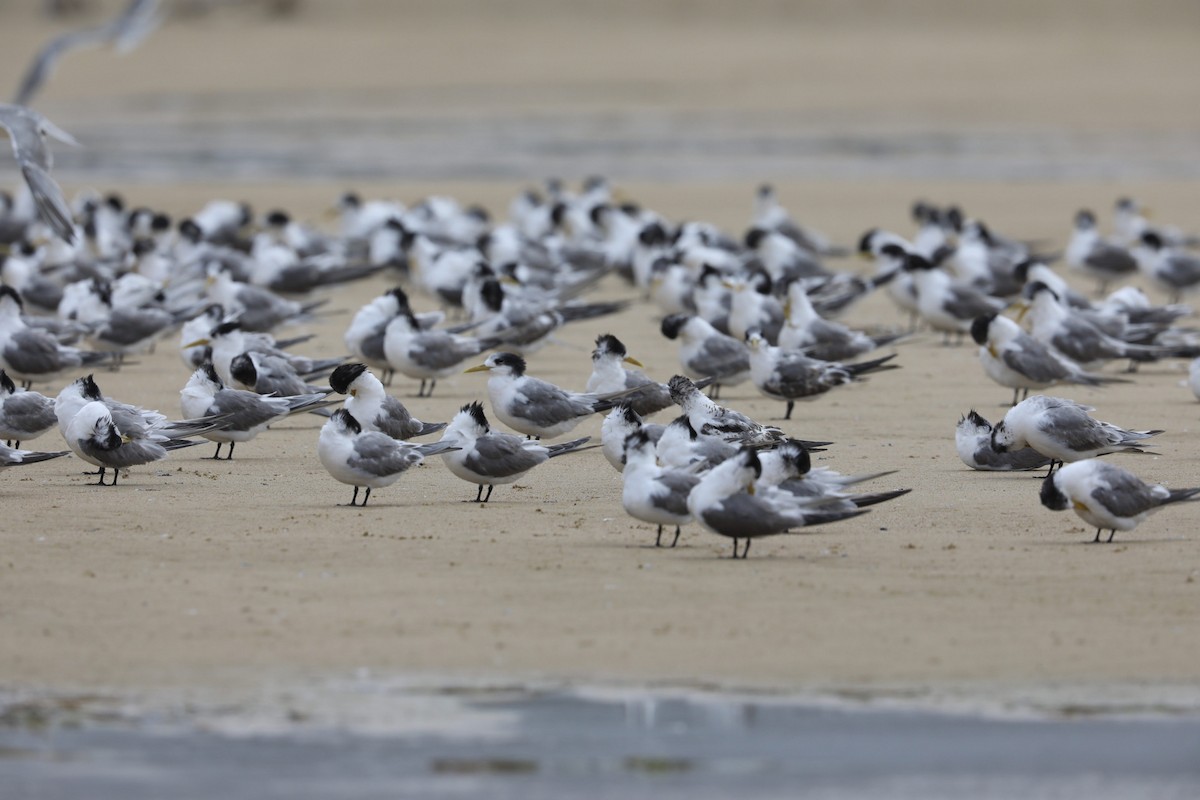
[731,538,739,558]
[212,443,223,459]
[226,442,235,460]
[671,526,680,548]
[417,379,426,397]
[1106,529,1116,543]
[1043,460,1058,479]
[428,379,436,396]
[110,468,119,486]
[1092,528,1101,543]
[655,524,663,547]
[95,467,107,486]
[350,486,360,506]
[1022,388,1029,401]
[482,485,493,503]
[362,487,371,506]
[1011,388,1019,407]
[785,400,794,420]
[474,484,483,502]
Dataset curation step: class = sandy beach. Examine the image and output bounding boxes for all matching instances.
[2,0,1200,717]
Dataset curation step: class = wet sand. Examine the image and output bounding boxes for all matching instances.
[1,1,1200,710]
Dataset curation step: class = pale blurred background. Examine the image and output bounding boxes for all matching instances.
[3,0,1199,185]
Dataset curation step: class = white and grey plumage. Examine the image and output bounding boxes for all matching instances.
[65,399,200,485]
[666,373,784,446]
[905,252,1006,342]
[0,286,112,386]
[1134,231,1200,302]
[955,410,1055,472]
[383,305,501,397]
[1020,282,1168,369]
[600,403,665,472]
[465,352,621,440]
[438,401,590,502]
[621,428,699,547]
[660,313,750,398]
[754,439,910,510]
[190,320,338,396]
[205,267,326,333]
[0,441,69,469]
[745,331,898,419]
[54,373,226,446]
[344,287,449,383]
[686,447,869,559]
[316,408,457,506]
[586,333,675,418]
[1066,209,1137,294]
[1040,459,1200,543]
[777,281,904,361]
[0,103,78,243]
[970,312,1123,407]
[0,369,57,446]
[725,273,785,345]
[14,0,162,107]
[990,395,1162,474]
[327,363,445,440]
[180,364,335,460]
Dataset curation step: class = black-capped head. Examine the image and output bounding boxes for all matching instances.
[1115,196,1136,213]
[780,439,812,475]
[880,242,908,261]
[1013,259,1036,284]
[339,191,361,209]
[757,183,774,199]
[622,428,655,457]
[104,193,125,213]
[943,206,964,232]
[331,408,362,435]
[265,209,291,227]
[19,241,37,257]
[1074,209,1097,229]
[229,353,257,389]
[962,409,992,432]
[490,352,527,376]
[593,333,626,360]
[211,320,243,338]
[911,200,934,223]
[0,284,23,310]
[618,201,641,217]
[616,402,643,427]
[466,204,490,224]
[1039,473,1069,511]
[857,228,879,254]
[903,253,934,272]
[1024,281,1058,303]
[480,278,505,313]
[974,221,993,245]
[638,222,668,247]
[92,278,113,307]
[744,227,768,250]
[461,400,490,431]
[588,203,611,228]
[666,374,697,402]
[81,374,103,401]
[1140,230,1164,250]
[970,313,995,345]
[737,446,763,480]
[697,264,722,286]
[549,202,568,228]
[385,286,411,309]
[237,202,254,227]
[200,363,223,386]
[989,419,1010,453]
[660,314,689,340]
[131,238,156,257]
[179,218,202,243]
[329,363,369,394]
[151,212,172,232]
[0,370,14,395]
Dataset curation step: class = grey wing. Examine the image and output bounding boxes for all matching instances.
[1086,245,1136,275]
[359,328,388,364]
[376,395,417,439]
[20,163,75,243]
[0,393,57,433]
[82,437,166,468]
[771,356,843,398]
[100,307,173,346]
[944,286,1001,320]
[1054,318,1123,361]
[1089,463,1156,518]
[254,355,310,396]
[1002,338,1070,382]
[1038,406,1109,452]
[689,335,749,377]
[701,494,795,538]
[3,329,74,374]
[651,471,699,517]
[409,331,481,371]
[465,435,544,478]
[1160,255,1200,289]
[212,390,283,429]
[349,432,421,477]
[512,380,591,426]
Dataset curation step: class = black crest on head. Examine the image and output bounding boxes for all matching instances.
[593,334,626,359]
[666,375,696,402]
[1013,259,1035,284]
[229,353,257,389]
[266,210,290,227]
[178,218,202,242]
[329,363,369,394]
[151,212,172,232]
[1075,209,1096,228]
[211,320,243,338]
[1140,230,1164,249]
[1039,473,1069,511]
[201,363,222,386]
[963,409,991,431]
[617,402,642,426]
[385,286,411,308]
[738,447,763,479]
[970,314,995,346]
[463,400,490,431]
[667,414,698,440]
[660,314,689,340]
[333,408,362,435]
[781,440,811,475]
[857,228,879,254]
[744,227,768,249]
[480,279,505,313]
[492,352,526,375]
[1024,281,1059,303]
[638,222,667,247]
[81,374,103,400]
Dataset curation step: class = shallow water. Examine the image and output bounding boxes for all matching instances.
[48,91,1200,185]
[3,686,1199,799]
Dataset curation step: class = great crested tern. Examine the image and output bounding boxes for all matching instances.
[0,103,78,243]
[0,441,69,469]
[777,281,905,362]
[180,364,335,459]
[1040,459,1200,543]
[383,302,502,397]
[438,401,590,502]
[586,333,676,418]
[0,286,112,386]
[660,313,750,398]
[955,410,1055,472]
[65,399,201,485]
[0,369,57,446]
[328,362,445,440]
[621,428,699,547]
[465,352,623,440]
[1066,209,1137,294]
[990,395,1162,475]
[745,330,898,420]
[600,403,665,472]
[316,408,458,506]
